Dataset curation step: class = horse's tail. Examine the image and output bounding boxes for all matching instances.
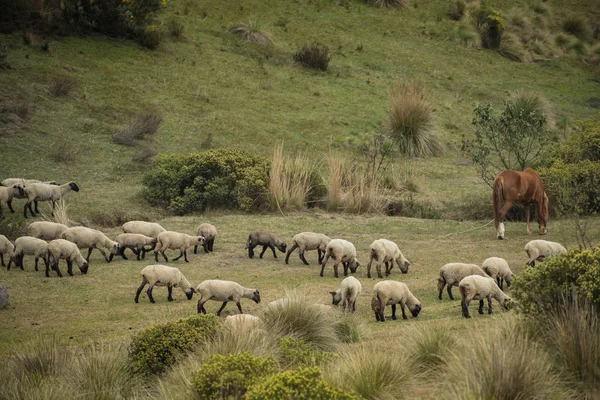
[492,175,504,230]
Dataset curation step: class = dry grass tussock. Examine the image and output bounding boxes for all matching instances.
[113,109,162,147]
[48,75,77,97]
[498,32,533,63]
[40,199,75,227]
[509,91,554,129]
[365,0,408,9]
[230,20,273,45]
[293,42,331,71]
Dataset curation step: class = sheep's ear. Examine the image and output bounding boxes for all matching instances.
[329,291,336,296]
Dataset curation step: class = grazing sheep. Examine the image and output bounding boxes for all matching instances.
[122,221,166,239]
[371,280,422,322]
[438,263,487,300]
[525,240,567,267]
[2,179,58,187]
[285,232,331,265]
[320,239,360,278]
[134,264,195,303]
[46,239,88,277]
[23,182,79,218]
[482,257,514,291]
[224,314,261,329]
[366,238,410,279]
[7,236,48,271]
[60,227,119,263]
[109,233,157,262]
[194,223,217,254]
[459,275,512,318]
[0,184,25,217]
[154,231,204,263]
[329,276,362,312]
[245,231,287,259]
[196,279,261,315]
[28,221,69,240]
[0,235,14,267]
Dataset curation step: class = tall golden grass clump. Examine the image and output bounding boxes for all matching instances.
[509,91,554,128]
[388,82,442,158]
[230,20,273,45]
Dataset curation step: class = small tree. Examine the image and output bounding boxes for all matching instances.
[359,131,396,182]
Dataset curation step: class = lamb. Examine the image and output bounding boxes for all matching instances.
[194,223,217,254]
[122,221,167,239]
[525,240,567,267]
[109,233,157,261]
[154,231,204,263]
[60,227,120,263]
[371,280,422,322]
[320,239,360,278]
[245,231,287,259]
[459,275,512,318]
[366,238,410,279]
[329,276,362,312]
[224,314,261,329]
[482,257,514,290]
[0,184,25,217]
[134,264,195,303]
[196,279,260,315]
[285,232,331,265]
[23,182,79,218]
[438,263,487,300]
[7,236,48,271]
[28,221,69,240]
[46,239,89,277]
[0,235,14,267]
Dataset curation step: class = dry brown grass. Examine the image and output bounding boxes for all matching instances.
[48,75,77,97]
[113,109,162,147]
[231,20,273,45]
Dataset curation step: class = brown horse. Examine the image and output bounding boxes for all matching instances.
[493,168,549,240]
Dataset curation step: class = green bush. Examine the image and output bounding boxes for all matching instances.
[294,43,331,71]
[246,367,357,400]
[512,247,600,315]
[128,315,218,376]
[279,337,330,368]
[190,352,278,399]
[142,148,270,214]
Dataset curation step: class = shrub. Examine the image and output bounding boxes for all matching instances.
[563,16,592,42]
[135,26,161,50]
[279,337,330,368]
[50,140,78,163]
[246,367,357,400]
[387,81,442,158]
[406,327,456,370]
[142,148,270,214]
[400,193,441,219]
[473,8,505,49]
[49,75,77,97]
[190,352,278,399]
[114,109,162,147]
[131,146,156,163]
[498,32,532,63]
[128,314,218,376]
[365,0,408,9]
[167,18,184,38]
[231,20,273,46]
[447,0,466,21]
[452,25,480,48]
[294,42,331,71]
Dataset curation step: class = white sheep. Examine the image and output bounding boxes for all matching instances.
[194,223,217,254]
[0,235,14,267]
[524,240,567,266]
[371,280,422,322]
[134,264,195,303]
[28,221,69,240]
[2,178,58,186]
[224,314,261,329]
[320,238,360,278]
[7,236,48,271]
[196,279,261,315]
[46,239,88,277]
[459,275,512,318]
[154,231,204,263]
[23,182,79,218]
[438,263,487,301]
[285,232,331,265]
[245,231,287,259]
[366,238,410,279]
[109,233,157,261]
[329,276,362,312]
[60,226,119,263]
[482,257,514,291]
[122,221,166,239]
[0,184,25,216]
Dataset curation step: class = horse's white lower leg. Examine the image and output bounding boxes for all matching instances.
[497,223,505,239]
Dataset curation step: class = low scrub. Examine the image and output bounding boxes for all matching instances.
[294,42,331,71]
[114,109,162,147]
[49,75,77,97]
[473,7,505,49]
[562,16,592,43]
[279,337,331,369]
[167,18,184,38]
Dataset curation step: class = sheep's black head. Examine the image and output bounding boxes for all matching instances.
[505,274,514,288]
[410,303,422,317]
[197,236,206,245]
[502,298,513,311]
[278,243,287,253]
[13,184,25,197]
[80,262,89,275]
[69,182,80,192]
[330,290,342,305]
[399,260,410,274]
[252,290,261,303]
[349,260,360,273]
[185,288,194,300]
[110,243,120,255]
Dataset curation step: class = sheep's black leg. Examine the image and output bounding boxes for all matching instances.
[478,299,484,314]
[120,247,128,260]
[236,302,244,314]
[203,241,209,253]
[487,296,493,314]
[0,254,4,267]
[285,244,297,264]
[194,244,198,254]
[248,244,255,258]
[6,255,13,270]
[333,262,339,278]
[96,248,109,263]
[147,285,155,303]
[167,285,173,301]
[53,261,63,278]
[299,250,310,266]
[391,304,397,320]
[447,285,454,300]
[24,202,30,218]
[216,301,228,316]
[154,251,158,262]
[343,262,349,276]
[7,199,14,213]
[317,249,323,264]
[270,245,278,258]
[161,251,168,262]
[462,300,471,318]
[50,200,55,217]
[34,257,39,271]
[320,255,330,277]
[376,262,383,279]
[67,260,74,276]
[135,281,146,303]
[401,303,408,320]
[45,261,51,277]
[208,239,214,252]
[497,277,503,291]
[258,245,267,259]
[173,251,183,261]
[197,300,207,314]
[34,200,40,214]
[184,250,189,263]
[86,248,93,263]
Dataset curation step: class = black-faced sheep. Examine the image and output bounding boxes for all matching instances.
[438,263,487,300]
[524,240,567,267]
[194,223,217,254]
[46,239,89,277]
[122,221,166,239]
[285,232,331,265]
[196,279,260,315]
[23,182,79,218]
[329,276,362,312]
[28,221,69,240]
[482,257,514,290]
[0,235,14,267]
[134,264,195,303]
[60,227,119,263]
[154,231,204,263]
[459,275,512,318]
[371,280,422,322]
[7,236,48,271]
[109,233,157,261]
[320,238,360,278]
[2,179,57,214]
[0,184,25,217]
[245,231,287,259]
[366,238,410,279]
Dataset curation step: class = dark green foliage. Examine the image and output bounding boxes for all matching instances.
[190,352,278,399]
[246,367,358,400]
[279,337,330,368]
[143,148,270,214]
[512,248,600,315]
[128,315,218,376]
[167,18,184,38]
[135,27,162,50]
[294,43,331,71]
[563,17,592,43]
[447,0,466,21]
[473,8,505,49]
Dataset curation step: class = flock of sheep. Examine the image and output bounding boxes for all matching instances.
[0,178,570,321]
